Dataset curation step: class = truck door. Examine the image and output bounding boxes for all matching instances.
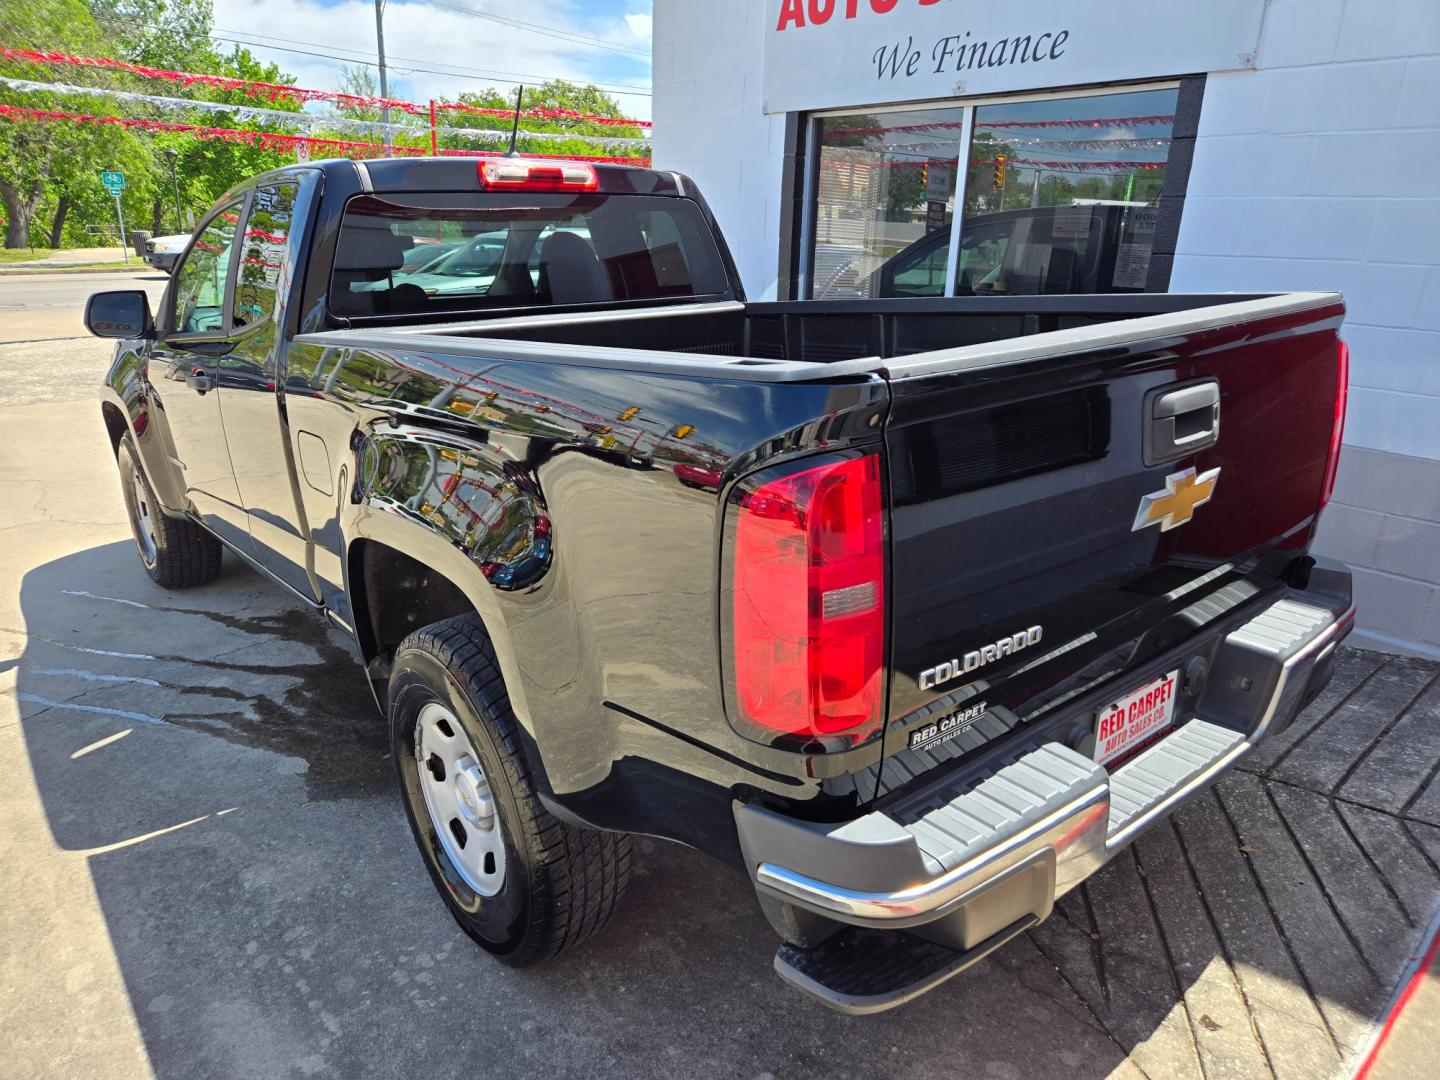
[149,201,251,553]
[220,180,319,601]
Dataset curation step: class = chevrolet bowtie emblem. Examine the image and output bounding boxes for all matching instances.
[1132,467,1220,532]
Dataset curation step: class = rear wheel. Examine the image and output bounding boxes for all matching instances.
[389,614,632,965]
[116,435,222,589]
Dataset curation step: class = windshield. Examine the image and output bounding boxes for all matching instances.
[329,192,731,319]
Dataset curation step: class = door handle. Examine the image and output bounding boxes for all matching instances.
[186,367,215,394]
[1143,380,1219,466]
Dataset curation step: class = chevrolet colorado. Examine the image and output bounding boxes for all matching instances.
[86,157,1354,1013]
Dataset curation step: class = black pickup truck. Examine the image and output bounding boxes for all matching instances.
[86,157,1355,1014]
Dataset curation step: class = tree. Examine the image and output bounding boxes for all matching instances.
[0,1,646,250]
[163,46,302,215]
[0,0,302,247]
[88,0,218,71]
[440,80,646,160]
[0,0,114,246]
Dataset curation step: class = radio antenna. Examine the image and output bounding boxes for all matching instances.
[505,84,524,157]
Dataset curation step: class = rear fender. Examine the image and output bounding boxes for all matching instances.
[340,426,545,767]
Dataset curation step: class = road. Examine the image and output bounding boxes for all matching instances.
[0,270,168,407]
[1,270,1438,1079]
[0,269,167,339]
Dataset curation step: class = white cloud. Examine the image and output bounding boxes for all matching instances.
[211,0,653,120]
[624,12,652,40]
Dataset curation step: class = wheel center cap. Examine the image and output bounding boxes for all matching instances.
[453,761,494,828]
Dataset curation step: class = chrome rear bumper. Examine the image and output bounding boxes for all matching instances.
[737,588,1354,1008]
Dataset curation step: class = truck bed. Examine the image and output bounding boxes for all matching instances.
[299,293,1332,383]
[293,287,1346,809]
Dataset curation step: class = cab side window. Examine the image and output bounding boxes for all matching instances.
[234,183,299,329]
[887,238,949,297]
[172,204,241,334]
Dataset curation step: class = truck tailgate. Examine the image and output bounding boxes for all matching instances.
[876,293,1346,798]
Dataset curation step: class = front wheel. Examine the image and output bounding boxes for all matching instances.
[388,614,632,965]
[116,435,222,589]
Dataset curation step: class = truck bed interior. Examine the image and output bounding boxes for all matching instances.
[392,294,1271,366]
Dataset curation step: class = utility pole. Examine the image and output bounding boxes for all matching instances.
[164,148,183,232]
[374,0,391,152]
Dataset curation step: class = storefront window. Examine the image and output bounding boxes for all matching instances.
[959,87,1178,295]
[809,106,966,299]
[805,85,1182,299]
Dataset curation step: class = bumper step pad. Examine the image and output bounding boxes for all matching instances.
[774,916,1037,1016]
[1107,718,1246,846]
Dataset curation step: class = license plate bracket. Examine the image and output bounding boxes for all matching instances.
[1094,669,1180,766]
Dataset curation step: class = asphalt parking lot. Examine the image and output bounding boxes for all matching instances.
[2,273,1438,1079]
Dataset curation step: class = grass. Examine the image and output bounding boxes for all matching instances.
[0,248,52,264]
[0,248,138,271]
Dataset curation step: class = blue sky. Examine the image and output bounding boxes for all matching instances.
[210,0,654,119]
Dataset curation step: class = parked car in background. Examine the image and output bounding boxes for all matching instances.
[870,202,1157,298]
[399,238,464,273]
[143,232,191,273]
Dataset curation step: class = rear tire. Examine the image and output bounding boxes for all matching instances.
[389,614,632,966]
[116,435,222,589]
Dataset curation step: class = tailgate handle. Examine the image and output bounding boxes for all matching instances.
[1144,380,1219,466]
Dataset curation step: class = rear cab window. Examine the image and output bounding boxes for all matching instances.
[328,192,731,320]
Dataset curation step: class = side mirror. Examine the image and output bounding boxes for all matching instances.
[84,290,155,340]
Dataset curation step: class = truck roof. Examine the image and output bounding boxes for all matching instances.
[234,156,685,200]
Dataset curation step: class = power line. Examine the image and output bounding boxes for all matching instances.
[210,29,653,97]
[422,1,648,58]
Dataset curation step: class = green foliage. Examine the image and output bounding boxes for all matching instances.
[88,0,217,69]
[440,80,646,158]
[0,1,647,248]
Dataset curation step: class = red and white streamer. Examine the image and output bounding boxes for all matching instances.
[0,75,650,148]
[826,114,1176,140]
[0,103,650,165]
[0,46,651,129]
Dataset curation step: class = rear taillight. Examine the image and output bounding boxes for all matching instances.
[730,453,886,748]
[477,158,599,192]
[1319,338,1349,512]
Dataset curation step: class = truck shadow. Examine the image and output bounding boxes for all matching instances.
[15,543,1426,1079]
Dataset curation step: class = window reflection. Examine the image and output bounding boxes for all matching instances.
[810,86,1181,299]
[957,87,1177,295]
[810,106,966,299]
[172,204,241,333]
[235,182,298,329]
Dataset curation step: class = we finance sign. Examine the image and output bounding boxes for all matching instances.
[762,0,1267,114]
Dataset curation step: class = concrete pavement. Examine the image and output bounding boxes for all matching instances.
[1,271,1438,1079]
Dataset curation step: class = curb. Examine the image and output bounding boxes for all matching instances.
[1347,902,1440,1079]
[0,264,152,277]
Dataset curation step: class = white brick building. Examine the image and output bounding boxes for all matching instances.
[652,0,1440,656]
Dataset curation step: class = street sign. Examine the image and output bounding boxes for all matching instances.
[101,171,130,263]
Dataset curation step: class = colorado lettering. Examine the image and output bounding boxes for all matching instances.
[918,625,1043,691]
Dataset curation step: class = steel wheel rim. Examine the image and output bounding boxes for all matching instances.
[415,701,506,897]
[130,465,158,564]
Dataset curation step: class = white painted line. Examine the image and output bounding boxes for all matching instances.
[61,589,152,609]
[18,694,165,725]
[48,642,155,660]
[33,668,161,687]
[0,628,156,660]
[75,814,212,855]
[71,729,133,759]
